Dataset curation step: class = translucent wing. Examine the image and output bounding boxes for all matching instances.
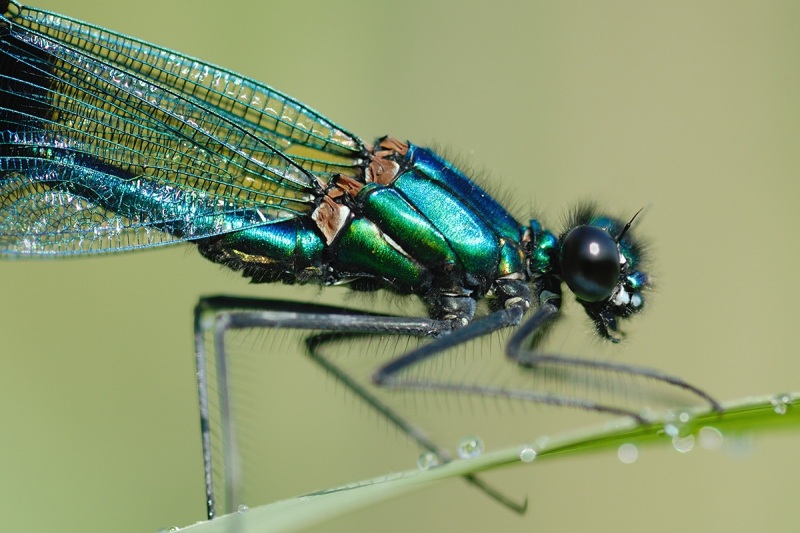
[0,1,365,255]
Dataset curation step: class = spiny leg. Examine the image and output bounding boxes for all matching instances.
[194,296,525,518]
[305,330,527,513]
[372,301,651,422]
[373,291,722,420]
[504,292,724,413]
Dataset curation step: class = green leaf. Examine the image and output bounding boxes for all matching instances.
[180,392,799,533]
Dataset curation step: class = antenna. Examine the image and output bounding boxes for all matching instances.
[616,207,644,243]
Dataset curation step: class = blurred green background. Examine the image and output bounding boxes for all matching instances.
[1,1,798,531]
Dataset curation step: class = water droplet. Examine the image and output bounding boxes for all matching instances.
[617,443,639,464]
[770,394,791,415]
[237,504,249,513]
[663,410,693,438]
[417,451,441,470]
[672,434,695,453]
[519,446,537,463]
[698,426,724,451]
[457,436,484,459]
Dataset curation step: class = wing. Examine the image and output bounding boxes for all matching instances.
[0,1,366,255]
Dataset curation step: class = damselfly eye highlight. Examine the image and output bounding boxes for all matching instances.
[560,225,620,302]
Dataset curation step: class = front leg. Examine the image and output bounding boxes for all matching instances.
[504,290,724,416]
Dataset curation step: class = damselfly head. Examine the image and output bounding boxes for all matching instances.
[555,204,649,341]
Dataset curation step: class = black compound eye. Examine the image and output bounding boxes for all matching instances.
[560,225,620,302]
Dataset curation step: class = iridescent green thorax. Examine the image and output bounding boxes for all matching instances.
[201,139,530,301]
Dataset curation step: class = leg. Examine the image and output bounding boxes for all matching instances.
[504,292,723,413]
[194,295,524,519]
[305,331,527,513]
[373,300,652,421]
[373,292,721,419]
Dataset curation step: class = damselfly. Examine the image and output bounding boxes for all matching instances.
[0,1,721,520]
